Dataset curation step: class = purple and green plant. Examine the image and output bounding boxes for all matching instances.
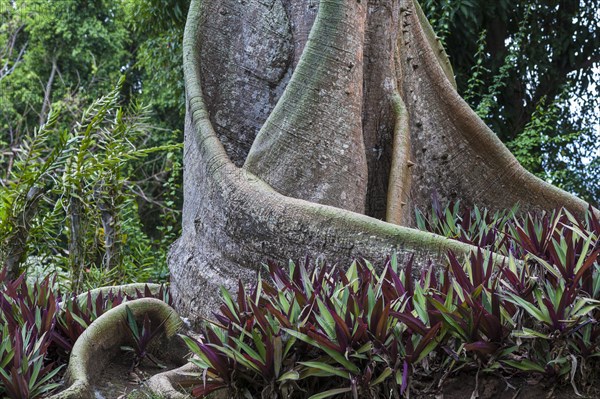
[0,325,63,399]
[0,269,62,399]
[54,284,172,351]
[183,201,600,398]
[121,304,172,369]
[417,201,600,387]
[0,266,173,398]
[183,257,445,398]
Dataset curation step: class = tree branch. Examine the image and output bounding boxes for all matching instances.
[0,24,27,82]
[39,58,58,126]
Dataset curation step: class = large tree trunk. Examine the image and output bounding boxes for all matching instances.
[169,0,593,323]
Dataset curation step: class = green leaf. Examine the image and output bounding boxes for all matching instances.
[502,359,546,373]
[356,342,373,354]
[252,329,267,361]
[503,292,552,325]
[512,328,549,339]
[346,261,358,290]
[125,305,139,339]
[308,387,353,399]
[220,286,239,323]
[413,284,429,325]
[574,234,594,274]
[316,299,336,340]
[229,336,264,367]
[273,335,283,377]
[298,361,349,379]
[213,344,262,373]
[429,299,465,339]
[529,254,560,280]
[283,329,360,374]
[277,369,300,382]
[371,367,393,386]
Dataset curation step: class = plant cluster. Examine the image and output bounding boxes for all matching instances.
[121,303,172,370]
[1,1,186,282]
[0,269,62,399]
[184,205,599,398]
[0,268,170,399]
[55,284,172,355]
[0,77,181,291]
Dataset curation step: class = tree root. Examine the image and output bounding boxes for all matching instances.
[59,283,165,309]
[146,362,203,399]
[49,297,182,399]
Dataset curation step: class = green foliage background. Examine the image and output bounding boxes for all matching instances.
[422,0,599,204]
[0,0,186,288]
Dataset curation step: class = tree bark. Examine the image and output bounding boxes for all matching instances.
[170,0,594,323]
[244,0,369,213]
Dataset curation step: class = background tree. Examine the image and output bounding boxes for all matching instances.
[422,0,599,203]
[124,0,189,129]
[169,0,596,323]
[121,0,189,231]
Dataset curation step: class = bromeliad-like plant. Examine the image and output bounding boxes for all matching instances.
[427,250,514,362]
[183,257,445,398]
[417,201,600,386]
[54,284,172,352]
[0,269,62,399]
[182,202,600,398]
[52,289,133,356]
[501,224,600,381]
[0,325,63,399]
[121,304,173,370]
[0,266,173,399]
[414,194,517,254]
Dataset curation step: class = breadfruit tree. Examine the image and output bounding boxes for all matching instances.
[169,0,593,323]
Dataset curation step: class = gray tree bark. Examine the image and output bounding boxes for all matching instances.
[169,0,593,324]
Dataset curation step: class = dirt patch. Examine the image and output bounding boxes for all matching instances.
[418,373,598,399]
[93,352,180,399]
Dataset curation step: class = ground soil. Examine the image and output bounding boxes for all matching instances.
[418,373,599,399]
[93,352,180,399]
[59,351,600,399]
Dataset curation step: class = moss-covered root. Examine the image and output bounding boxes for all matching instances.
[48,298,181,399]
[146,362,202,399]
[60,283,165,309]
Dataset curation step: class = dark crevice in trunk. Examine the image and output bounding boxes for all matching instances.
[281,0,319,70]
[361,2,401,220]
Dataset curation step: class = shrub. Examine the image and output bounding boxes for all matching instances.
[0,266,171,399]
[185,205,600,398]
[0,269,62,398]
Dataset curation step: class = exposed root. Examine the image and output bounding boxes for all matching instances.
[146,362,203,399]
[48,298,182,399]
